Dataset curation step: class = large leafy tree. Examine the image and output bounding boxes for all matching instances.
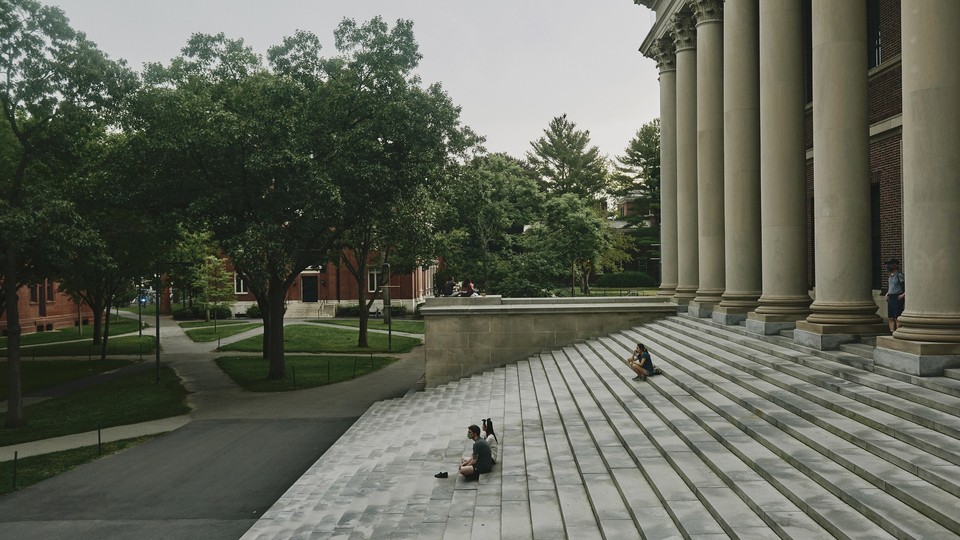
[438,153,541,292]
[612,118,660,201]
[530,193,614,295]
[0,0,133,427]
[526,114,609,199]
[137,18,471,377]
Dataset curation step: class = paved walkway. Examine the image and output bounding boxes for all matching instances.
[0,314,425,540]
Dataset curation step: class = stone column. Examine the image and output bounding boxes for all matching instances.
[746,0,812,335]
[672,9,699,309]
[653,37,678,298]
[875,0,960,375]
[713,0,760,326]
[688,0,725,319]
[795,0,887,349]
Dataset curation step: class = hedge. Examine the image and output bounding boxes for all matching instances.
[335,304,407,317]
[596,271,656,288]
[172,304,233,321]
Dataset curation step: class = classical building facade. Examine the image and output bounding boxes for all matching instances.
[638,0,959,375]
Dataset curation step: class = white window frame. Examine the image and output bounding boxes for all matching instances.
[235,273,248,294]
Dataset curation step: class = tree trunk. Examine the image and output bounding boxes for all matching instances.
[4,247,24,428]
[100,298,112,360]
[266,287,287,379]
[90,299,105,346]
[357,257,369,349]
[257,296,270,361]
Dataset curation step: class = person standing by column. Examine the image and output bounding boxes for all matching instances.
[885,259,905,332]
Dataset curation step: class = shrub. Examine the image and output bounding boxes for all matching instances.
[172,304,233,321]
[245,304,262,319]
[335,304,406,317]
[596,271,656,288]
[495,276,553,298]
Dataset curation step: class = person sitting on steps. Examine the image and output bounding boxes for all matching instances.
[482,418,499,465]
[458,424,493,481]
[627,342,662,382]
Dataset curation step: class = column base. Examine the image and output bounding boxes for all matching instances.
[673,287,697,310]
[658,284,677,298]
[794,321,889,350]
[688,300,720,319]
[745,312,806,335]
[712,306,749,326]
[875,336,960,376]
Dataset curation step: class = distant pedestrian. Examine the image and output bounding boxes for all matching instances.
[627,342,661,382]
[885,258,905,332]
[443,276,455,297]
[460,279,477,297]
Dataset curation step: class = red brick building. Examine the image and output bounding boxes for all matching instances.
[0,280,93,336]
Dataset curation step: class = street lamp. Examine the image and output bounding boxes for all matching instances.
[154,261,190,383]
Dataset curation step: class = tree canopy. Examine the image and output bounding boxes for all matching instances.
[526,114,609,200]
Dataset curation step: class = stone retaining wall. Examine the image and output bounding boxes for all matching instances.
[420,295,676,387]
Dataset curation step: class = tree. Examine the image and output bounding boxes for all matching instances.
[526,114,610,199]
[198,255,235,326]
[612,118,661,202]
[533,193,614,295]
[136,19,472,377]
[1,0,133,427]
[438,153,541,292]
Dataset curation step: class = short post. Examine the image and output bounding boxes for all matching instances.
[12,451,18,491]
[292,365,297,389]
[353,356,358,379]
[327,359,331,384]
[98,423,102,456]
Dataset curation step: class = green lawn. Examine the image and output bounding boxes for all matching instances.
[310,319,425,334]
[184,323,262,343]
[216,355,396,392]
[0,435,161,496]
[118,304,157,317]
[220,324,421,354]
[0,317,146,349]
[0,359,132,401]
[0,365,189,447]
[2,336,157,358]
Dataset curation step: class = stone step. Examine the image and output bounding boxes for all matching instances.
[562,342,833,539]
[630,323,960,537]
[947,368,960,382]
[838,342,875,359]
[665,316,960,423]
[586,335,900,539]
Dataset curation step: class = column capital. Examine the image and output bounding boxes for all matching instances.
[693,0,723,24]
[651,35,676,72]
[672,10,697,51]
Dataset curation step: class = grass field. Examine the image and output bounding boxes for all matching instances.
[0,435,161,496]
[0,366,189,447]
[309,319,425,334]
[2,335,156,358]
[220,324,421,354]
[184,323,263,343]
[0,359,132,401]
[216,354,397,392]
[0,318,146,349]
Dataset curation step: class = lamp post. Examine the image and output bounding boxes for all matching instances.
[381,263,392,351]
[154,261,190,383]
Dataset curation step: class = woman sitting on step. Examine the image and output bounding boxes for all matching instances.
[482,418,499,464]
[627,342,662,382]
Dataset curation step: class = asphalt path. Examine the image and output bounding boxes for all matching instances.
[0,315,425,539]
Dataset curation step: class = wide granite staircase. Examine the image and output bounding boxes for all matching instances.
[242,315,960,539]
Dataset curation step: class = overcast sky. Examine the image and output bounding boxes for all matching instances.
[46,0,660,160]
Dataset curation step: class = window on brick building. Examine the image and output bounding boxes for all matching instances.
[870,181,882,290]
[46,281,54,302]
[29,285,38,303]
[367,269,381,293]
[235,274,248,294]
[867,0,882,69]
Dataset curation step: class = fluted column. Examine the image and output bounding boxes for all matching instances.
[689,0,725,319]
[795,0,887,349]
[746,0,812,335]
[673,9,699,309]
[875,0,960,375]
[713,0,760,326]
[653,37,678,298]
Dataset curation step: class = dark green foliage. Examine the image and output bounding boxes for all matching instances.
[335,304,406,318]
[172,304,232,321]
[245,304,263,319]
[596,271,656,288]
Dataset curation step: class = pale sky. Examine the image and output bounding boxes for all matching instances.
[46,0,660,160]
